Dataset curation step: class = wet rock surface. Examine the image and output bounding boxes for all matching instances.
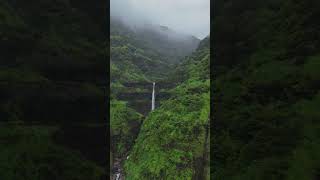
[112,158,123,180]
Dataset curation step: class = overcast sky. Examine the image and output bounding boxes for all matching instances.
[111,0,210,39]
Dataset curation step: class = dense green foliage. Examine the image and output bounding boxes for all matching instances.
[0,0,107,122]
[110,100,142,158]
[124,37,210,179]
[0,0,107,179]
[0,125,104,180]
[213,0,320,179]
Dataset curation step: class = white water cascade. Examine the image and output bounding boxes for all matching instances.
[152,82,155,111]
[115,173,120,180]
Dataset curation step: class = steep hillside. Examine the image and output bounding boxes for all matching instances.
[124,37,210,179]
[213,0,320,179]
[110,17,199,179]
[110,20,202,178]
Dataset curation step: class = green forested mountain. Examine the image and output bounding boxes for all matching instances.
[0,0,107,179]
[122,36,210,179]
[110,14,209,179]
[213,0,320,179]
[110,17,203,177]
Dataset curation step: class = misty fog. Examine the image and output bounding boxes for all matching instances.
[110,0,210,39]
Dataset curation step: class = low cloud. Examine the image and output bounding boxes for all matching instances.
[111,0,210,39]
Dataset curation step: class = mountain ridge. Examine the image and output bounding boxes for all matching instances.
[110,17,200,82]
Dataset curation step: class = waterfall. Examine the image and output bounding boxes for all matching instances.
[152,82,155,111]
[115,173,120,180]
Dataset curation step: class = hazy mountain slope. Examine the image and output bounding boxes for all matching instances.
[133,23,200,64]
[110,17,200,82]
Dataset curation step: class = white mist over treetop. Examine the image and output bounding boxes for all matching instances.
[110,0,210,39]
